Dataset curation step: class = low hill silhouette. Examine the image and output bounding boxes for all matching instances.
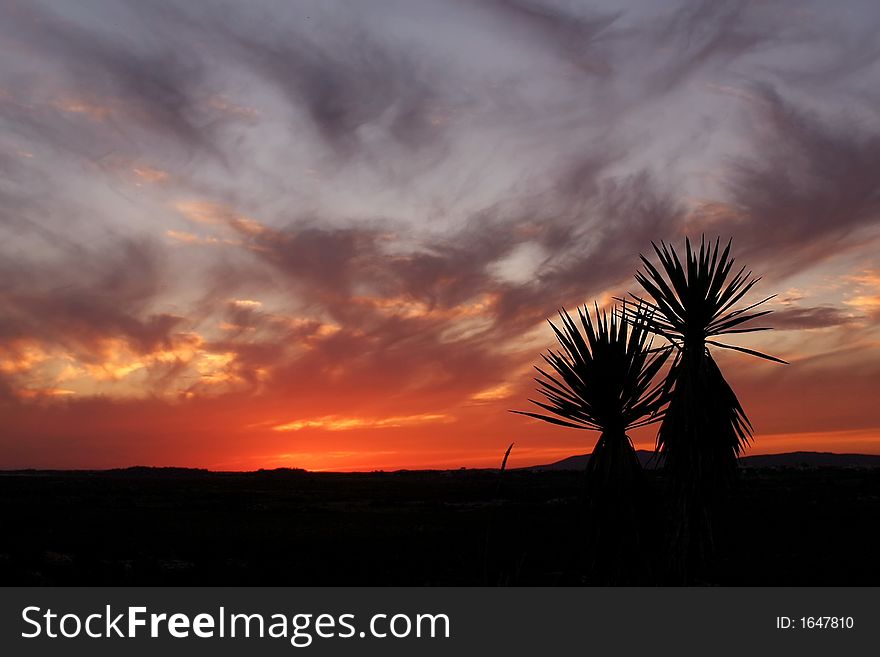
[526,449,662,471]
[525,450,880,471]
[738,451,880,468]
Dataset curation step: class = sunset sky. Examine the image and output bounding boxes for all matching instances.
[1,0,879,471]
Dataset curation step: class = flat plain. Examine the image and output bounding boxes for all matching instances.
[1,466,878,586]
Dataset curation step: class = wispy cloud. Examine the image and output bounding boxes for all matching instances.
[273,413,453,432]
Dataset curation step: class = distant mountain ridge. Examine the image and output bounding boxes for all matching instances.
[526,450,880,471]
[4,451,880,476]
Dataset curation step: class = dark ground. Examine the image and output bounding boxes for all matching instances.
[1,466,879,586]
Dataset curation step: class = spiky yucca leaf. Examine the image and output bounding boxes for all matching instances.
[512,302,670,506]
[628,236,785,457]
[627,236,785,361]
[513,303,670,436]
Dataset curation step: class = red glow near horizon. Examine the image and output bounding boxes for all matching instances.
[2,373,879,471]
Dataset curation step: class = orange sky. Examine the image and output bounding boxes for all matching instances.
[2,327,879,471]
[1,0,880,470]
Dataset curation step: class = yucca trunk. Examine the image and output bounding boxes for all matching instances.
[587,429,643,501]
[660,343,741,582]
[584,430,646,584]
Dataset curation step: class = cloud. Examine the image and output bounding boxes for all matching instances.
[0,239,178,355]
[233,27,446,157]
[472,0,619,75]
[641,0,789,95]
[0,237,211,400]
[691,83,880,273]
[273,413,453,432]
[769,305,858,330]
[132,165,170,184]
[0,2,219,156]
[844,269,880,316]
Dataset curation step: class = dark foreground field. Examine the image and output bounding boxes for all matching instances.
[1,466,879,586]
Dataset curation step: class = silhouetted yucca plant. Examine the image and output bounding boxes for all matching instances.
[627,236,786,579]
[514,303,670,582]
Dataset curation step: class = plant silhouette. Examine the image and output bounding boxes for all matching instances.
[513,303,670,582]
[626,236,786,581]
